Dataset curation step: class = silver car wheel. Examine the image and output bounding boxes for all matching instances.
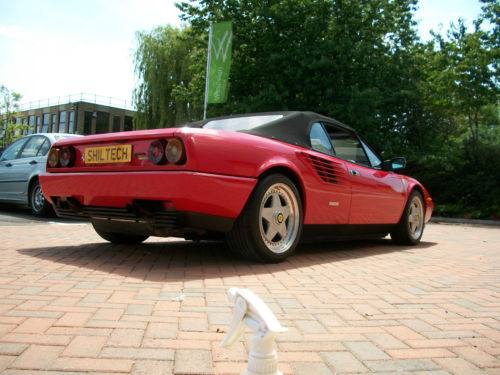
[259,183,300,254]
[408,195,424,240]
[31,183,45,213]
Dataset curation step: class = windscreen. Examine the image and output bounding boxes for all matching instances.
[203,115,283,131]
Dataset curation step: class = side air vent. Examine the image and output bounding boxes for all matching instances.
[302,153,346,185]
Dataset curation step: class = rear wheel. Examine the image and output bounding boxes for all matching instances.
[92,222,149,244]
[391,190,425,245]
[226,174,302,262]
[30,179,53,217]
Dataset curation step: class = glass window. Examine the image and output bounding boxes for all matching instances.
[96,111,109,134]
[58,111,67,133]
[84,111,93,134]
[37,138,51,156]
[20,118,26,135]
[28,116,34,135]
[204,115,283,131]
[0,137,28,161]
[42,113,49,133]
[51,114,57,132]
[16,117,25,136]
[360,139,382,169]
[36,116,41,133]
[19,136,47,158]
[325,124,370,166]
[124,116,133,131]
[68,111,75,133]
[113,116,121,132]
[309,122,334,155]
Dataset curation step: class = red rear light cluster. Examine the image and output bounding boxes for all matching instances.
[48,139,186,168]
[48,146,76,168]
[148,139,167,165]
[148,138,186,165]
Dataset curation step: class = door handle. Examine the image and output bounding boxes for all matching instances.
[29,160,38,165]
[5,163,12,167]
[349,169,360,176]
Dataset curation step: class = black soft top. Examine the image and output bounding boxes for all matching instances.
[187,111,355,149]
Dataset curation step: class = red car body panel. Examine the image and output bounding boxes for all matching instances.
[40,171,256,219]
[40,113,434,242]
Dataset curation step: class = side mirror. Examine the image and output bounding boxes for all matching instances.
[382,157,406,171]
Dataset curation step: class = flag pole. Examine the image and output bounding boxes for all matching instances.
[203,22,213,120]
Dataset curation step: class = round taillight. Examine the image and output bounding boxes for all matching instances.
[48,148,60,168]
[148,139,167,165]
[60,147,76,167]
[166,138,186,165]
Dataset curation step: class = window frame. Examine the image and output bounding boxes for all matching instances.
[311,121,383,170]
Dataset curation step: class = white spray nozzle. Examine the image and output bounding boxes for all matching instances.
[221,287,286,375]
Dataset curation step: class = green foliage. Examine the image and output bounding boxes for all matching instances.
[408,132,500,219]
[407,0,500,219]
[0,85,26,149]
[176,0,421,154]
[134,25,203,128]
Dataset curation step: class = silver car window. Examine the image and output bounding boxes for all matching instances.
[19,136,47,159]
[37,138,51,156]
[0,138,28,161]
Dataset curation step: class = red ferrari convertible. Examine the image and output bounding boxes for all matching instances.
[40,112,433,262]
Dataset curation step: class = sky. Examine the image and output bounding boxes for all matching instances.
[0,0,485,106]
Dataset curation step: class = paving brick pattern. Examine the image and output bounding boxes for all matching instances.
[0,221,499,374]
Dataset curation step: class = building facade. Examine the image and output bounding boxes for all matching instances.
[6,94,136,137]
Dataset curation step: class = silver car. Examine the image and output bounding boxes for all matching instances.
[0,133,81,216]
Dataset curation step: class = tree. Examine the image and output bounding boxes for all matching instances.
[0,85,26,149]
[175,0,423,153]
[407,1,500,219]
[134,25,202,129]
[449,20,498,150]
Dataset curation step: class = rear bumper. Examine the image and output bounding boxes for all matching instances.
[39,171,257,232]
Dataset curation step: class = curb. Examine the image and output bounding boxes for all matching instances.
[430,217,500,226]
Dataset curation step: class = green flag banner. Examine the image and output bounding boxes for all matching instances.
[207,22,232,104]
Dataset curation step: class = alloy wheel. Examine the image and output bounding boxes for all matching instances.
[258,183,300,254]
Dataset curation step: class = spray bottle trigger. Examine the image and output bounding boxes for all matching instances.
[221,296,247,347]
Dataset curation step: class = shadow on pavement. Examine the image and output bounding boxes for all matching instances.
[18,238,438,281]
[0,203,85,225]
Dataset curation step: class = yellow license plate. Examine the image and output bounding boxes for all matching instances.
[84,145,132,164]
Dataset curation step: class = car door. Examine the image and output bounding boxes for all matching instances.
[304,122,351,224]
[0,137,30,201]
[323,123,406,224]
[0,136,50,203]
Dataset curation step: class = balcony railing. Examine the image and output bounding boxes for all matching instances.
[19,93,135,111]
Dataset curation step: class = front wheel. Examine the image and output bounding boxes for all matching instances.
[92,222,149,244]
[391,190,425,245]
[226,174,303,262]
[30,179,53,217]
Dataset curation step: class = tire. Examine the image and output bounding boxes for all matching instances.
[226,174,303,263]
[92,222,149,244]
[30,178,53,217]
[391,190,425,245]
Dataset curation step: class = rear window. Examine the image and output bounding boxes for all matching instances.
[54,134,81,141]
[203,115,283,131]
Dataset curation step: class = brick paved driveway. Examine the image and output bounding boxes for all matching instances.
[0,220,499,375]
